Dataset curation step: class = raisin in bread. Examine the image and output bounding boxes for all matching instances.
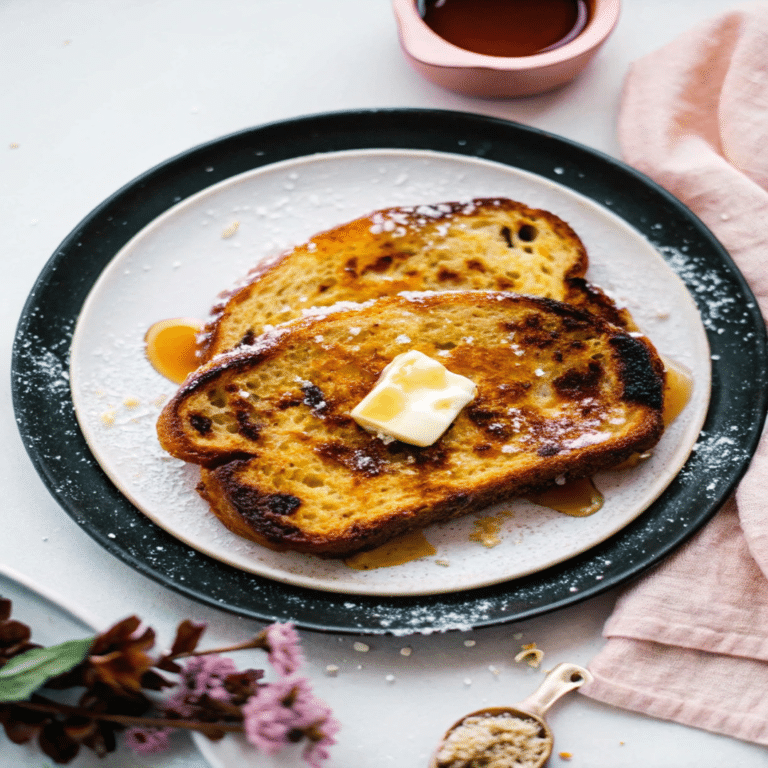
[157,291,665,558]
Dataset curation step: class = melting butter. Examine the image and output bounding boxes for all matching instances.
[355,386,405,422]
[351,350,476,446]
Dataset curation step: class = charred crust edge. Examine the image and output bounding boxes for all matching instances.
[610,335,665,410]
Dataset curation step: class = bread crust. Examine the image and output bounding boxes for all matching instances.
[158,291,665,558]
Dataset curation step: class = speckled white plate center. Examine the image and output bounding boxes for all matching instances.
[69,148,710,597]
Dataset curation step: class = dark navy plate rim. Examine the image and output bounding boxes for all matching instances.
[11,108,768,635]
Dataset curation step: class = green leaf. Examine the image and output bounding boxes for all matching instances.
[0,637,94,702]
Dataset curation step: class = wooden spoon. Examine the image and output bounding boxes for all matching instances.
[429,662,592,768]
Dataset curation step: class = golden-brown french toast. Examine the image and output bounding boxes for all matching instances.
[158,291,665,558]
[198,198,634,362]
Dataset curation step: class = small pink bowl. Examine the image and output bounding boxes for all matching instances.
[392,0,620,98]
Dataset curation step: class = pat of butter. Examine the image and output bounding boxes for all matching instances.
[351,350,476,447]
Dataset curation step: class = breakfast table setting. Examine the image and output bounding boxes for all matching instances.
[4,0,768,765]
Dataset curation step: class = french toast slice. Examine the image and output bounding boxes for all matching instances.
[198,198,634,362]
[158,291,665,558]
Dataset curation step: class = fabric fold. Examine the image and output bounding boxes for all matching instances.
[581,4,768,744]
[603,500,768,662]
[587,636,768,745]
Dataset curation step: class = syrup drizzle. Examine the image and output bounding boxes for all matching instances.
[526,477,603,518]
[345,530,437,570]
[661,356,694,427]
[145,318,203,384]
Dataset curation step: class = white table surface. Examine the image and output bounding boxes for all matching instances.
[2,1,766,766]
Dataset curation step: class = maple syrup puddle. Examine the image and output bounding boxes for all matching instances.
[145,318,203,383]
[526,477,604,517]
[661,356,693,427]
[344,530,437,570]
[471,510,512,547]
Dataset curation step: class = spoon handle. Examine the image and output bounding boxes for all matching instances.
[515,662,593,719]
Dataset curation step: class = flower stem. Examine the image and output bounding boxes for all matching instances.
[173,631,268,660]
[13,700,245,736]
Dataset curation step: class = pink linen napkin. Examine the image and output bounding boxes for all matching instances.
[580,4,768,744]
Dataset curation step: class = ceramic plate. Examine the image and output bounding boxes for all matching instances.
[13,110,768,633]
[68,147,709,598]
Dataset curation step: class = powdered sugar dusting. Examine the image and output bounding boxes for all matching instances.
[61,149,717,621]
[368,201,475,236]
[299,299,377,319]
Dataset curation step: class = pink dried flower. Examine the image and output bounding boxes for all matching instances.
[302,704,340,768]
[241,677,297,754]
[183,654,239,700]
[163,654,241,718]
[124,726,171,754]
[264,623,305,676]
[287,676,334,728]
[303,728,340,768]
[242,676,338,765]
